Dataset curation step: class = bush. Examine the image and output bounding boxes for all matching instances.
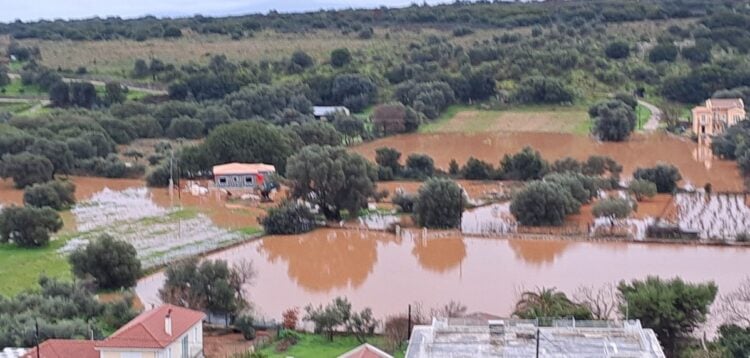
[23,180,76,210]
[393,192,416,213]
[235,315,256,340]
[514,76,574,104]
[330,48,352,68]
[590,100,636,141]
[544,172,597,205]
[592,198,633,218]
[69,235,142,289]
[648,43,679,63]
[403,154,435,179]
[498,147,548,181]
[628,179,657,201]
[414,178,465,229]
[261,201,316,234]
[145,163,176,187]
[633,164,682,193]
[0,205,62,247]
[0,152,54,188]
[460,157,495,180]
[605,41,630,59]
[166,116,204,139]
[510,181,578,226]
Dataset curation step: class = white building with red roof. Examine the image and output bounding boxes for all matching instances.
[96,304,205,358]
[21,339,98,358]
[212,162,275,190]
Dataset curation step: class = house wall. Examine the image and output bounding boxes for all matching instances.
[100,350,157,358]
[214,174,257,188]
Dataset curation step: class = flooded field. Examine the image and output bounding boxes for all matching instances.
[352,132,745,191]
[136,228,750,330]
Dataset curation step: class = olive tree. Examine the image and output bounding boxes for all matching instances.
[414,178,466,229]
[0,152,54,188]
[286,145,377,220]
[261,201,316,234]
[69,235,142,289]
[633,164,682,193]
[510,181,579,226]
[628,179,657,201]
[592,198,633,219]
[590,100,636,142]
[23,180,76,210]
[0,205,62,247]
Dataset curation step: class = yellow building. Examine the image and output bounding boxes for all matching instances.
[692,98,746,137]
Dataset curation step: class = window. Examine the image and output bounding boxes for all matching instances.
[121,353,143,358]
[245,176,253,183]
[182,335,189,358]
[219,177,227,184]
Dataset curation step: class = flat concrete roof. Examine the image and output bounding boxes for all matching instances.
[406,318,665,358]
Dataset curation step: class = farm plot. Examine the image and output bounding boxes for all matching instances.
[67,187,250,268]
[674,193,750,241]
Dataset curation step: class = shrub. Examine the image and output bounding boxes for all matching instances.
[628,179,657,201]
[261,201,316,234]
[510,181,578,226]
[544,172,597,205]
[145,164,176,187]
[736,232,749,242]
[648,43,679,63]
[282,308,300,330]
[69,235,142,289]
[460,157,495,180]
[166,116,204,139]
[605,41,630,59]
[0,152,54,188]
[590,100,636,141]
[633,164,682,193]
[403,154,435,180]
[414,178,465,229]
[235,315,256,340]
[375,147,402,176]
[514,76,574,104]
[0,205,62,247]
[592,198,633,219]
[393,192,416,213]
[330,48,352,68]
[498,147,548,181]
[23,180,76,210]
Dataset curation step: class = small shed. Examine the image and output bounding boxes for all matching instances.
[212,162,275,189]
[313,106,350,119]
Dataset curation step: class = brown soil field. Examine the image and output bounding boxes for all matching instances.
[424,108,588,134]
[352,132,746,192]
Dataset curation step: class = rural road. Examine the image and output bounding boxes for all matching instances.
[637,99,662,132]
[7,73,168,95]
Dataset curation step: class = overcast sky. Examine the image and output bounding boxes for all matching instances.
[2,0,449,22]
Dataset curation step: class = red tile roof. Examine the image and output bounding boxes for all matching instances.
[96,304,205,349]
[22,339,98,358]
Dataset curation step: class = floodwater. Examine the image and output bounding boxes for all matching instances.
[352,132,745,191]
[136,228,750,325]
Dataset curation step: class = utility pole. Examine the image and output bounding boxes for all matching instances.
[35,319,40,358]
[535,328,540,358]
[407,304,412,342]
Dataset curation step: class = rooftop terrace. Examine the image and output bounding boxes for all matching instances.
[406,318,665,358]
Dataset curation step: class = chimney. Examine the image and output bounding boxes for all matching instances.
[165,309,172,336]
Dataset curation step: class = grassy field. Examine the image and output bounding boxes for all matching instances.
[0,101,34,113]
[258,333,405,358]
[0,78,46,97]
[419,105,590,134]
[636,104,652,130]
[0,235,72,296]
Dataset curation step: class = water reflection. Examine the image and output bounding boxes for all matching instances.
[507,240,572,267]
[411,235,467,273]
[259,230,381,292]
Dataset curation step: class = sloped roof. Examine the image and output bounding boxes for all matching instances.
[96,304,205,349]
[707,98,744,109]
[22,339,98,358]
[338,343,394,358]
[313,106,349,116]
[212,162,276,175]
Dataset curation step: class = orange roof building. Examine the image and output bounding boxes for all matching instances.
[692,98,746,138]
[212,162,276,189]
[22,339,98,358]
[96,304,205,357]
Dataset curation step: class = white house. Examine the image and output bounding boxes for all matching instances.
[95,305,205,358]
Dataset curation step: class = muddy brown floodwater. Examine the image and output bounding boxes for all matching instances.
[352,132,745,191]
[136,228,750,330]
